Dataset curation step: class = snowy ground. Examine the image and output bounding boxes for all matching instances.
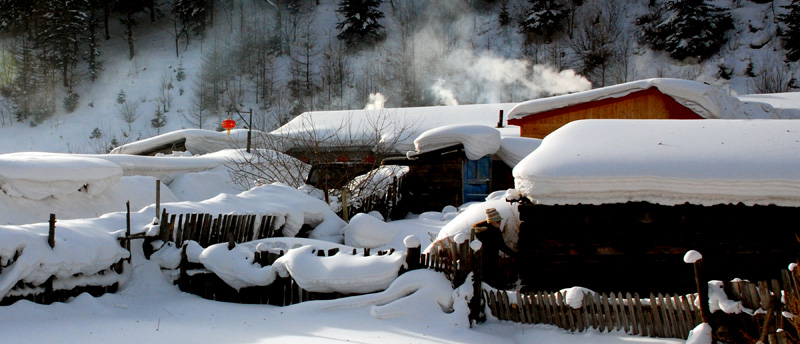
[0,146,685,344]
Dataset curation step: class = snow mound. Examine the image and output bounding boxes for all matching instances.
[495,136,542,168]
[272,245,405,294]
[410,124,501,160]
[0,152,122,200]
[427,195,520,253]
[0,220,130,298]
[514,119,800,207]
[343,213,396,249]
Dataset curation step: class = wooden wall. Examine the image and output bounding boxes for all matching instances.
[395,148,464,214]
[516,202,800,295]
[510,88,704,139]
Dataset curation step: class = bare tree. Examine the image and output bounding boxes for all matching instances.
[156,70,175,113]
[116,98,141,132]
[748,54,797,94]
[227,108,419,201]
[569,0,624,87]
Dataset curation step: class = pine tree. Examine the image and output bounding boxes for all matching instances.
[335,0,386,52]
[639,0,733,62]
[151,108,167,134]
[499,1,511,27]
[85,0,103,82]
[173,0,208,40]
[36,0,89,88]
[780,0,800,62]
[519,0,568,44]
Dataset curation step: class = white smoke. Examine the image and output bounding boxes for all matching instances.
[364,93,387,110]
[431,79,459,106]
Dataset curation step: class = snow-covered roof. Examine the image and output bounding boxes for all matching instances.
[406,124,539,167]
[507,78,766,121]
[513,119,800,207]
[273,103,519,153]
[110,129,257,155]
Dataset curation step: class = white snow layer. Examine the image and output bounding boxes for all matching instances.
[411,124,502,160]
[273,245,405,294]
[514,119,800,207]
[506,78,776,121]
[0,219,130,298]
[276,103,517,153]
[109,128,257,155]
[0,152,122,200]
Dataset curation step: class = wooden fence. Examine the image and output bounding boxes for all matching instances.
[484,289,702,339]
[154,209,279,248]
[339,175,405,221]
[1,212,130,305]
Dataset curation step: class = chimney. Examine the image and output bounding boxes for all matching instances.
[496,110,504,128]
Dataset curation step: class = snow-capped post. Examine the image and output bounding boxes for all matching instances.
[48,213,56,249]
[684,250,711,324]
[404,235,421,271]
[155,179,161,221]
[469,237,484,325]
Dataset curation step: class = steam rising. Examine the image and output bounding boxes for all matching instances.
[365,93,387,110]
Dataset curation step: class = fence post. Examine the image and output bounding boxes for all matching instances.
[126,201,131,261]
[469,238,484,325]
[404,235,421,271]
[48,214,56,249]
[684,250,711,324]
[156,180,161,220]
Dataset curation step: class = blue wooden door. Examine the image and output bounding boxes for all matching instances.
[463,156,491,203]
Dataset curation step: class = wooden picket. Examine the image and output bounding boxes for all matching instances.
[483,289,703,340]
[156,210,278,248]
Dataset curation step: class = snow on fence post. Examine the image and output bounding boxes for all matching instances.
[469,235,484,325]
[684,250,711,324]
[404,235,421,271]
[48,213,56,249]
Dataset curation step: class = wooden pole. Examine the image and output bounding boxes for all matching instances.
[247,108,252,153]
[48,214,56,249]
[404,235,421,271]
[126,201,131,260]
[341,188,349,222]
[155,180,161,220]
[694,259,711,324]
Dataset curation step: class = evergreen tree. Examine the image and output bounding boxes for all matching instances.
[519,0,568,44]
[780,0,800,62]
[639,0,733,62]
[151,108,167,134]
[335,0,386,52]
[173,0,208,40]
[36,0,89,88]
[498,1,511,27]
[85,0,103,82]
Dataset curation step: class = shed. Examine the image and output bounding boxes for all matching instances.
[506,78,732,139]
[512,119,800,294]
[382,124,539,217]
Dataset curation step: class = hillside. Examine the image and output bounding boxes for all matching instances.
[0,0,797,155]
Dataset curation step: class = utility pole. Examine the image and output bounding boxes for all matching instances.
[227,108,253,153]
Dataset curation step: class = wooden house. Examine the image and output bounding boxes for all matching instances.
[512,119,800,295]
[506,78,724,139]
[384,144,514,216]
